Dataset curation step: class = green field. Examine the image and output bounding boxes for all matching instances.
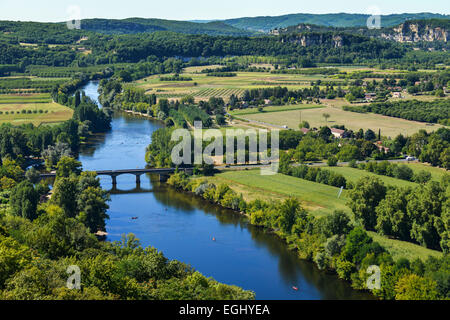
[369,232,443,261]
[326,166,419,188]
[241,105,445,137]
[208,169,349,216]
[0,93,52,104]
[403,162,448,182]
[207,168,443,262]
[0,94,73,126]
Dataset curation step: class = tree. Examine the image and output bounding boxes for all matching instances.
[25,167,40,184]
[323,210,352,237]
[41,142,71,170]
[299,121,310,129]
[10,181,39,220]
[279,152,291,175]
[406,182,445,250]
[337,145,361,162]
[277,198,304,234]
[341,228,373,263]
[395,274,439,300]
[216,114,226,126]
[51,176,79,218]
[327,156,338,167]
[375,187,411,240]
[347,176,387,230]
[322,113,331,124]
[420,136,446,167]
[77,187,110,232]
[393,165,414,181]
[413,170,432,184]
[364,129,376,141]
[56,156,82,178]
[74,90,81,108]
[318,127,332,141]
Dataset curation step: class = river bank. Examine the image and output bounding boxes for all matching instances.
[164,170,378,299]
[77,80,375,300]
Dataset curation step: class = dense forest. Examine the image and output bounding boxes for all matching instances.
[1,20,448,69]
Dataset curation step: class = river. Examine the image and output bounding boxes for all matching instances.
[78,81,372,300]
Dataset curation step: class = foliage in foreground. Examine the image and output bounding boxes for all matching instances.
[0,159,254,300]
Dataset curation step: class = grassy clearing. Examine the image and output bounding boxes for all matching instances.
[242,105,445,137]
[208,169,349,217]
[403,162,448,181]
[369,232,443,262]
[325,166,419,188]
[230,104,323,116]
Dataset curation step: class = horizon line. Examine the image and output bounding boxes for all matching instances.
[2,11,449,24]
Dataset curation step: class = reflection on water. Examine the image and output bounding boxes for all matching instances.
[78,81,373,300]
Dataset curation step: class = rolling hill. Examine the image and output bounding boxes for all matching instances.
[80,18,257,36]
[223,13,450,33]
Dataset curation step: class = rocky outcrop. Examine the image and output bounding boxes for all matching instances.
[381,23,447,42]
[280,33,347,48]
[271,20,449,44]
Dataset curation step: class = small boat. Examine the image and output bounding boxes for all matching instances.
[292,286,299,291]
[212,237,216,241]
[131,217,139,220]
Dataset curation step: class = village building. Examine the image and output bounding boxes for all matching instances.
[331,128,345,138]
[300,128,310,134]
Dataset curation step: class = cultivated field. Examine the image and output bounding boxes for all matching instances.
[230,104,323,116]
[133,67,345,101]
[0,93,73,126]
[242,105,445,137]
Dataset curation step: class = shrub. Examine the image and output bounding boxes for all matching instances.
[413,170,432,184]
[349,159,358,168]
[327,156,338,167]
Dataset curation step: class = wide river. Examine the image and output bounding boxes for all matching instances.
[78,81,372,300]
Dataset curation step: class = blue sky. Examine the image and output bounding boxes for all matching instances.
[0,0,448,22]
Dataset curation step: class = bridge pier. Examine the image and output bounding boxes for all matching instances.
[111,175,118,186]
[135,174,141,185]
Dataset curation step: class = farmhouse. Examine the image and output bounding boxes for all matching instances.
[331,128,345,138]
[300,128,310,134]
[375,141,391,154]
